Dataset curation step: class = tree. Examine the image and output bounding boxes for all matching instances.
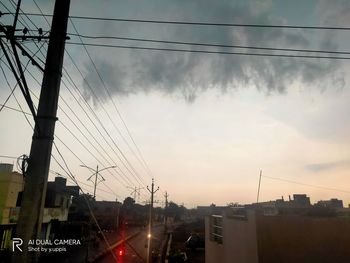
[165,202,186,220]
[122,196,135,209]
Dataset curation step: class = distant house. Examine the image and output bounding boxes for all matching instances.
[42,177,80,239]
[316,198,343,209]
[0,164,79,251]
[250,194,312,216]
[197,204,226,219]
[205,195,350,263]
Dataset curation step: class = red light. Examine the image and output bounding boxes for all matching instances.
[118,249,124,256]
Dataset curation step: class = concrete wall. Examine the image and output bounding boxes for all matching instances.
[223,210,258,263]
[256,214,350,263]
[43,207,69,223]
[0,169,23,224]
[205,216,224,263]
[205,210,259,263]
[206,209,350,263]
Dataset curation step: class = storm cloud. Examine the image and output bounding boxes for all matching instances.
[305,160,350,172]
[76,0,347,103]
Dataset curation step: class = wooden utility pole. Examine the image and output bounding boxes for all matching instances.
[12,1,70,262]
[146,178,159,263]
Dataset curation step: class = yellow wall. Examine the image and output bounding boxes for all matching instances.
[0,168,24,225]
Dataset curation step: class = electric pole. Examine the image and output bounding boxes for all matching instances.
[164,191,169,226]
[12,1,70,262]
[256,170,262,203]
[146,178,159,263]
[127,186,144,202]
[80,165,116,199]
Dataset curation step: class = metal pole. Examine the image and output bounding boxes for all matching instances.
[13,1,70,262]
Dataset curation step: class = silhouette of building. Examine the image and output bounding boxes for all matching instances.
[316,198,343,209]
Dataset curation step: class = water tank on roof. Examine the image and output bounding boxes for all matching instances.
[54,176,67,187]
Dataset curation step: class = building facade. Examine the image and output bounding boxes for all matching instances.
[206,198,350,263]
[0,164,79,252]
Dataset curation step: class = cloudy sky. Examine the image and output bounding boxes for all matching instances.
[1,0,350,207]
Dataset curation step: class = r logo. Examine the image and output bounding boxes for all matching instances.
[12,238,23,252]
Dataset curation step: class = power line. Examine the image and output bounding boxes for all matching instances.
[69,19,149,185]
[3,70,118,200]
[49,169,117,198]
[22,35,154,184]
[66,42,350,60]
[13,22,350,57]
[1,6,119,260]
[0,104,30,115]
[59,73,135,187]
[0,48,35,131]
[1,52,132,193]
[0,35,45,113]
[9,32,140,189]
[62,52,147,187]
[13,12,350,31]
[0,60,18,112]
[62,51,146,187]
[263,175,350,194]
[67,33,350,56]
[3,4,139,190]
[2,46,136,189]
[50,144,118,262]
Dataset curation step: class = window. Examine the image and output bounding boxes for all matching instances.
[210,215,223,244]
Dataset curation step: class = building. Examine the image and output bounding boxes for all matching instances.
[41,177,80,239]
[0,164,24,250]
[0,163,79,252]
[316,198,343,209]
[196,204,227,219]
[206,197,350,263]
[251,194,311,216]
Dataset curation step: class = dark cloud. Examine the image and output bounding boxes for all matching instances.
[78,0,346,103]
[305,160,350,172]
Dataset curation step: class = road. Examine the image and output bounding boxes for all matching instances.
[96,225,165,263]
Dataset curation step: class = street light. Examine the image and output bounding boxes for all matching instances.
[80,164,116,199]
[80,164,116,262]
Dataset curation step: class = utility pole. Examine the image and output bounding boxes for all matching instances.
[80,165,116,199]
[164,191,169,226]
[127,186,144,203]
[256,170,262,203]
[13,1,70,262]
[115,198,120,232]
[164,191,169,208]
[146,178,159,263]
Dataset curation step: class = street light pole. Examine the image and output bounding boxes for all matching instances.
[80,165,116,199]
